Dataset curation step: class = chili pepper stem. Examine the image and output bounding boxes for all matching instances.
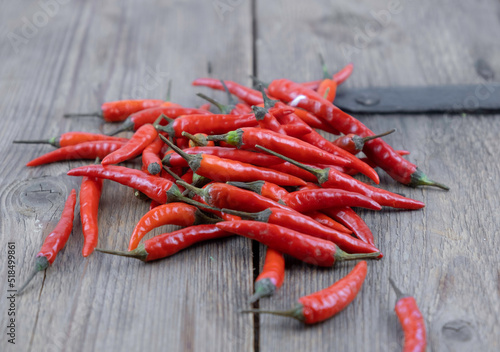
[249,76,269,89]
[96,245,148,262]
[17,256,49,295]
[182,131,208,147]
[206,130,241,146]
[221,208,272,222]
[107,119,135,136]
[318,53,330,79]
[196,93,231,114]
[63,112,102,118]
[410,168,450,190]
[249,278,276,303]
[255,144,322,177]
[13,137,58,147]
[389,277,408,300]
[220,80,237,107]
[241,306,304,322]
[158,134,201,171]
[335,247,380,261]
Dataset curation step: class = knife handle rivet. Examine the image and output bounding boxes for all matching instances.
[355,93,380,106]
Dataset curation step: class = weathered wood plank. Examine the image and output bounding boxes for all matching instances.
[0,1,254,351]
[255,0,500,351]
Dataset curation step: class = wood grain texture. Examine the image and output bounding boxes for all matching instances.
[255,0,500,351]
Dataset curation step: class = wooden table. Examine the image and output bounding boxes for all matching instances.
[1,1,499,351]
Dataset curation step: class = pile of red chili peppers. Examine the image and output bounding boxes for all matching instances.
[15,64,440,351]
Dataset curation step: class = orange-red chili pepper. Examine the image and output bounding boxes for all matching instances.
[26,140,127,167]
[102,124,158,165]
[13,132,129,148]
[67,165,173,204]
[332,129,396,155]
[142,136,165,175]
[128,203,220,251]
[292,108,340,134]
[80,171,103,257]
[64,99,165,122]
[97,225,231,261]
[326,206,375,246]
[301,63,354,90]
[226,181,289,203]
[17,189,77,294]
[244,260,367,324]
[303,211,352,234]
[160,135,306,186]
[390,278,427,352]
[249,248,285,303]
[215,221,379,266]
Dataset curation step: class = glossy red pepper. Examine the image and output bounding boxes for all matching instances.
[67,165,173,204]
[301,63,354,90]
[18,189,77,294]
[102,124,158,165]
[303,211,352,234]
[80,172,103,257]
[215,221,379,266]
[292,108,340,134]
[249,248,285,303]
[142,136,165,175]
[390,279,427,352]
[13,132,128,148]
[225,181,289,203]
[332,129,396,155]
[244,260,367,324]
[325,207,375,246]
[26,140,127,167]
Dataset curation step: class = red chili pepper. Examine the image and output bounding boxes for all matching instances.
[222,207,381,256]
[142,136,165,175]
[109,105,211,135]
[249,248,285,303]
[341,150,410,176]
[257,145,424,210]
[280,122,313,138]
[26,140,127,167]
[301,63,354,90]
[207,127,351,168]
[225,181,289,203]
[80,171,103,257]
[102,124,158,165]
[332,129,396,154]
[243,260,367,324]
[390,278,427,352]
[266,161,319,182]
[192,78,263,105]
[163,146,283,168]
[149,199,161,210]
[67,165,173,204]
[325,207,375,246]
[160,135,306,186]
[17,189,77,294]
[13,132,129,148]
[270,80,449,189]
[97,225,231,262]
[216,221,379,266]
[318,79,337,101]
[303,211,352,234]
[64,99,165,122]
[292,108,340,134]
[128,203,220,251]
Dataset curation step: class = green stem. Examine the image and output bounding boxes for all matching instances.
[241,305,305,322]
[220,80,237,107]
[254,84,279,109]
[96,244,148,262]
[182,131,208,147]
[249,75,269,89]
[334,247,381,262]
[17,256,49,295]
[410,168,450,191]
[249,278,276,303]
[196,93,231,114]
[318,53,330,79]
[13,137,58,147]
[166,79,172,102]
[158,134,196,166]
[389,277,408,301]
[106,118,134,136]
[63,112,102,118]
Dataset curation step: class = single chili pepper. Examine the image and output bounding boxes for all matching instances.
[333,129,396,154]
[142,136,164,175]
[176,181,290,213]
[13,132,129,148]
[300,63,354,90]
[207,128,351,168]
[226,181,288,203]
[280,122,313,138]
[257,145,424,210]
[17,189,77,294]
[222,207,381,256]
[292,108,340,134]
[325,206,375,246]
[97,225,231,262]
[243,260,367,324]
[80,167,103,257]
[389,278,427,352]
[67,165,173,204]
[192,78,263,105]
[271,102,379,183]
[216,221,379,266]
[271,81,449,189]
[108,106,211,135]
[26,140,127,167]
[303,211,352,234]
[64,99,165,122]
[159,135,306,186]
[102,124,158,165]
[128,203,221,251]
[266,161,318,183]
[249,248,285,303]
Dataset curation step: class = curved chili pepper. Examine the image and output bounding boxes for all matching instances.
[192,78,263,106]
[226,181,288,203]
[160,135,306,186]
[102,124,158,165]
[270,80,449,189]
[17,189,77,294]
[26,140,127,167]
[163,146,282,168]
[303,211,352,234]
[64,99,165,122]
[128,203,220,251]
[257,145,424,210]
[207,128,351,168]
[215,221,379,266]
[142,136,164,175]
[280,123,312,138]
[325,207,375,246]
[333,129,396,154]
[390,278,427,352]
[301,63,354,90]
[13,132,129,148]
[67,165,173,204]
[97,225,231,262]
[243,260,366,324]
[80,171,103,257]
[292,108,340,134]
[341,150,410,176]
[249,248,285,303]
[283,188,382,213]
[222,207,381,255]
[108,105,210,135]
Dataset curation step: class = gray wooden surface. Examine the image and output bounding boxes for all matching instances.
[1,0,499,351]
